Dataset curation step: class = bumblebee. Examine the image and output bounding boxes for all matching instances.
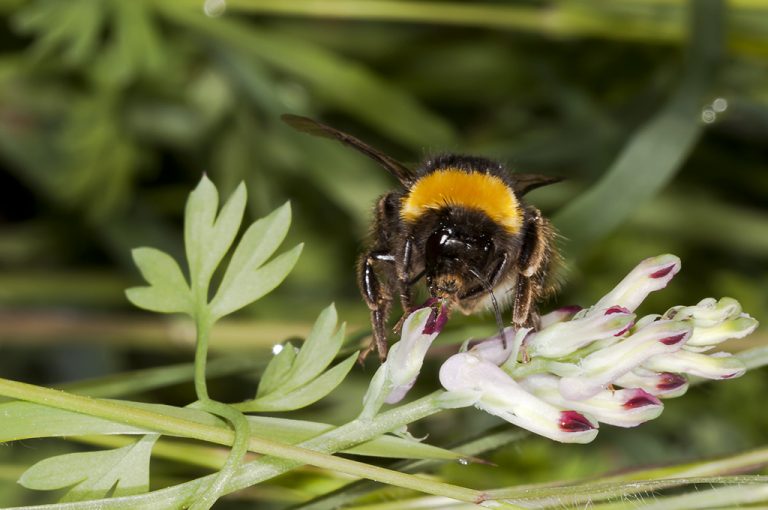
[283,115,562,360]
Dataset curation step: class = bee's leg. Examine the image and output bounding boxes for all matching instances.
[396,236,415,316]
[511,276,539,363]
[512,276,535,327]
[513,207,553,329]
[517,208,549,279]
[358,250,396,361]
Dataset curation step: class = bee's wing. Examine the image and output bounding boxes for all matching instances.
[511,173,563,196]
[282,114,415,185]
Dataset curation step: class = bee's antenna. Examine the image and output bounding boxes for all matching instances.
[468,268,508,349]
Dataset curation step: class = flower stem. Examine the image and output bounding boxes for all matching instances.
[0,381,501,508]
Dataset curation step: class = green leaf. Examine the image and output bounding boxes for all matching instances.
[553,0,723,260]
[281,304,342,391]
[343,434,461,461]
[240,351,356,412]
[184,176,246,291]
[257,341,297,398]
[209,243,303,319]
[210,202,292,318]
[0,402,149,441]
[184,175,218,285]
[124,247,191,314]
[246,305,349,410]
[19,434,159,502]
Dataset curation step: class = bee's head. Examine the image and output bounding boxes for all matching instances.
[424,221,496,301]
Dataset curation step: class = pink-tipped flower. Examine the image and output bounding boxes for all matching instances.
[526,306,635,358]
[364,254,758,445]
[521,374,664,428]
[384,304,447,403]
[614,369,689,398]
[558,320,692,401]
[440,353,598,443]
[590,254,681,314]
[362,304,446,409]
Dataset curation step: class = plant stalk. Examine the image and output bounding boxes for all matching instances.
[0,380,496,508]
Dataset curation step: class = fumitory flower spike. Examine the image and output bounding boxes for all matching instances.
[372,254,758,444]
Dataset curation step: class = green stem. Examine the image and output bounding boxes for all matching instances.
[187,311,249,510]
[193,314,212,401]
[0,380,494,508]
[188,400,249,510]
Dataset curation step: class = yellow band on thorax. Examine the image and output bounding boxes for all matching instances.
[400,169,522,233]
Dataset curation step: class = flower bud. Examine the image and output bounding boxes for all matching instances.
[361,305,445,408]
[643,350,746,380]
[664,297,741,326]
[468,327,517,365]
[686,316,758,348]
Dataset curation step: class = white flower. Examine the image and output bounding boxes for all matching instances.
[557,319,692,401]
[439,353,598,443]
[614,368,689,398]
[432,254,758,443]
[362,302,447,412]
[519,374,663,428]
[590,254,681,313]
[526,305,635,359]
[360,254,758,443]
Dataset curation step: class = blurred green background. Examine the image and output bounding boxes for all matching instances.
[0,0,767,508]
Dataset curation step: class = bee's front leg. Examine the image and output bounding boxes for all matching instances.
[513,207,555,329]
[358,250,396,361]
[395,236,419,320]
